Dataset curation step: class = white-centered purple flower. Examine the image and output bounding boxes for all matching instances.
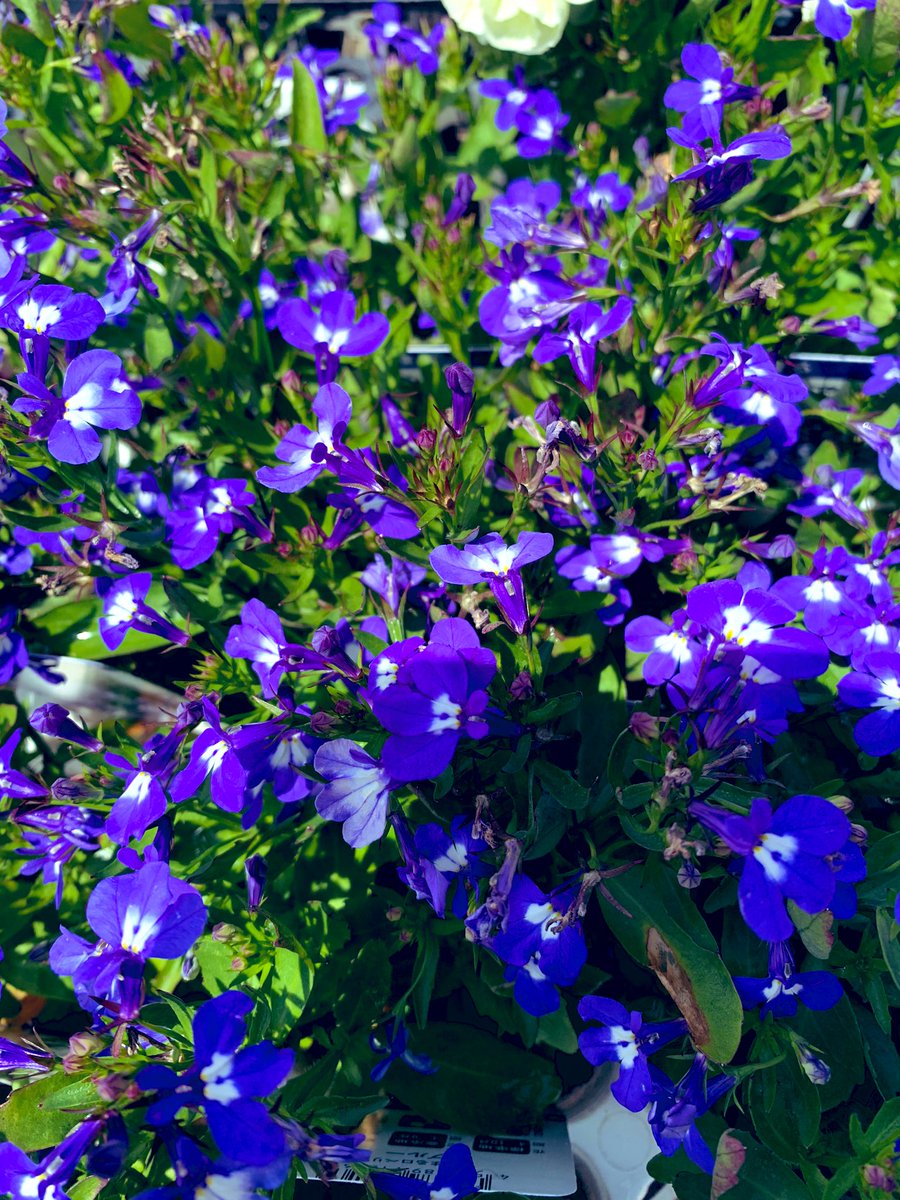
[664,43,756,141]
[313,739,393,848]
[801,0,876,40]
[838,651,900,757]
[0,606,28,685]
[104,750,171,845]
[13,350,141,465]
[533,297,634,391]
[648,1054,735,1173]
[429,530,553,635]
[139,990,293,1165]
[689,794,852,941]
[862,354,900,397]
[256,382,351,493]
[0,729,45,802]
[169,697,249,813]
[165,476,272,569]
[97,572,189,651]
[0,282,105,377]
[277,290,388,384]
[733,940,842,1019]
[578,997,687,1112]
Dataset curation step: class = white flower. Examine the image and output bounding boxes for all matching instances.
[442,0,592,55]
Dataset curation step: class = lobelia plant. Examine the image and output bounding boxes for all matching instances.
[0,0,897,1198]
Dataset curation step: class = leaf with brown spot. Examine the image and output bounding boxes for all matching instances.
[711,1130,747,1199]
[647,926,710,1049]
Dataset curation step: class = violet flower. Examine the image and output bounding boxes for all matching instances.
[409,816,491,919]
[803,0,876,40]
[515,89,570,158]
[49,861,206,1020]
[0,1119,103,1200]
[224,599,313,697]
[664,43,756,141]
[104,750,170,845]
[571,171,633,230]
[491,876,587,1016]
[360,553,428,614]
[169,698,249,813]
[838,651,900,757]
[30,703,103,751]
[0,283,105,378]
[578,997,687,1112]
[14,804,105,906]
[256,382,350,493]
[97,573,189,651]
[533,297,634,390]
[12,349,140,465]
[277,290,389,384]
[165,476,272,569]
[734,940,842,1018]
[314,739,393,848]
[863,354,900,396]
[648,1054,735,1173]
[369,1018,437,1083]
[429,530,553,635]
[0,606,28,684]
[689,795,852,941]
[444,361,476,435]
[369,620,498,781]
[670,126,792,208]
[139,991,293,1165]
[0,730,45,801]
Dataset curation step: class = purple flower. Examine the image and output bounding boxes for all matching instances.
[0,730,45,801]
[139,991,293,1165]
[689,795,852,941]
[371,1143,479,1200]
[443,173,476,227]
[664,43,756,141]
[852,417,900,491]
[370,620,497,782]
[49,861,206,1020]
[245,853,267,913]
[0,283,105,377]
[30,703,103,751]
[429,531,553,635]
[813,314,879,349]
[571,171,633,230]
[734,940,842,1018]
[12,349,140,465]
[106,210,161,302]
[805,0,876,40]
[169,698,249,813]
[480,69,531,131]
[401,816,491,919]
[788,466,867,528]
[0,1119,102,1200]
[14,805,105,906]
[838,651,900,756]
[670,126,792,208]
[533,297,633,391]
[104,750,170,845]
[147,4,209,56]
[863,354,900,396]
[479,245,572,365]
[313,739,393,848]
[277,290,388,384]
[578,997,687,1112]
[491,877,587,1016]
[365,4,444,75]
[684,561,829,681]
[165,476,272,569]
[444,361,476,436]
[0,606,28,684]
[713,344,808,447]
[360,553,428,614]
[256,383,350,493]
[515,90,570,159]
[369,1018,437,1083]
[648,1054,735,1173]
[484,179,583,251]
[97,573,189,651]
[233,719,319,807]
[224,600,311,697]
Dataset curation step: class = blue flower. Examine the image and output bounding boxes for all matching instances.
[734,940,842,1018]
[689,795,853,941]
[369,1018,437,1083]
[578,997,687,1112]
[139,991,293,1165]
[371,1142,479,1200]
[648,1054,735,1173]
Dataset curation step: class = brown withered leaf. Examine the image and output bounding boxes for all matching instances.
[646,926,710,1047]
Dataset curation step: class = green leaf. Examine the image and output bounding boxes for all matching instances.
[788,903,834,960]
[0,1074,98,1151]
[601,858,743,1062]
[265,946,315,1036]
[748,1056,820,1162]
[385,1023,561,1133]
[194,934,243,995]
[724,1134,816,1200]
[290,59,326,154]
[857,1007,900,1100]
[532,760,590,811]
[876,907,900,991]
[794,996,864,1110]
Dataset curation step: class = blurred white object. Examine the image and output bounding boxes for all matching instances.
[441,0,593,55]
[560,1069,676,1200]
[13,657,181,730]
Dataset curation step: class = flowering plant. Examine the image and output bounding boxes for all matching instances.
[0,0,897,1198]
